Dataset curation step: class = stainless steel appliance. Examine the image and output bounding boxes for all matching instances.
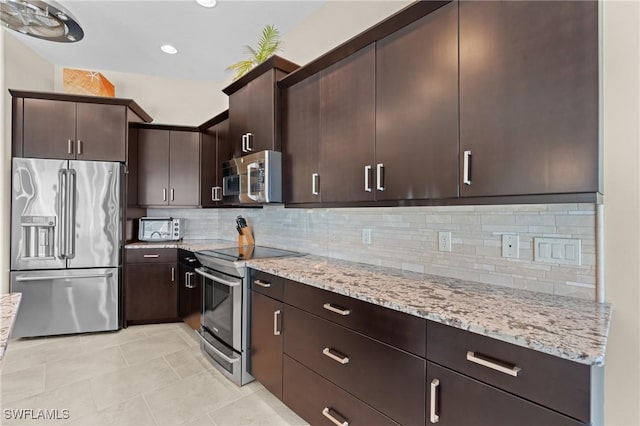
[139,217,184,242]
[194,246,301,385]
[10,158,122,337]
[222,150,282,204]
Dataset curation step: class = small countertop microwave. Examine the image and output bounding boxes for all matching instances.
[138,217,184,241]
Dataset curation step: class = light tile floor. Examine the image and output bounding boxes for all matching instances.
[0,323,308,426]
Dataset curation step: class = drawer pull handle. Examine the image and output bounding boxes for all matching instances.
[322,347,349,365]
[254,279,272,288]
[430,378,440,423]
[466,351,521,377]
[323,303,350,316]
[143,254,160,258]
[322,408,348,426]
[273,310,281,336]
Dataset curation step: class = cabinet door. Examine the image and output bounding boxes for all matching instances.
[282,74,320,203]
[246,70,277,154]
[459,1,599,197]
[426,362,584,426]
[376,2,458,201]
[125,263,178,323]
[138,128,169,205]
[22,99,76,160]
[320,44,376,203]
[229,86,249,158]
[169,131,200,206]
[178,263,192,319]
[215,119,232,202]
[200,127,217,207]
[76,103,126,161]
[250,291,283,399]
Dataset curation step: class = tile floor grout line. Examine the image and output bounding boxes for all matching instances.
[118,344,131,368]
[141,393,161,426]
[161,353,183,380]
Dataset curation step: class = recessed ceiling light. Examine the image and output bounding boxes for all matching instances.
[161,44,178,55]
[196,0,217,8]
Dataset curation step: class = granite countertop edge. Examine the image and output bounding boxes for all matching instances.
[246,255,611,367]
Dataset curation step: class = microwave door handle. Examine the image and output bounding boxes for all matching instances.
[247,163,259,201]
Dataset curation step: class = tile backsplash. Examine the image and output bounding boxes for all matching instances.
[149,203,597,300]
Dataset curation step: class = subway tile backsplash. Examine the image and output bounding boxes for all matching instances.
[149,203,597,300]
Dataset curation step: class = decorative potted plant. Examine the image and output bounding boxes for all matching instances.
[226,24,282,81]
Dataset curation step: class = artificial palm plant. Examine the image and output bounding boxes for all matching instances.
[226,24,282,81]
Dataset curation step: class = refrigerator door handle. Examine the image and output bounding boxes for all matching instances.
[15,271,114,282]
[57,169,67,259]
[66,169,77,259]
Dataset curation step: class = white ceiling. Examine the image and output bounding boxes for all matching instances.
[7,0,325,81]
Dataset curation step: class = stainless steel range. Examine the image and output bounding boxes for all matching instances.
[194,246,301,385]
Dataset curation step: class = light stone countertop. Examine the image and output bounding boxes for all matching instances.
[125,239,237,252]
[0,293,22,361]
[246,255,611,366]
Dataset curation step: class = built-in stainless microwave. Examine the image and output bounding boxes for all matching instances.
[138,217,184,241]
[222,150,282,204]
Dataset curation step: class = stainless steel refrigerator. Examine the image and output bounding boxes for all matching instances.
[10,158,122,337]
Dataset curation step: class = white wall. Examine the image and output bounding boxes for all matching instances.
[1,33,55,294]
[602,1,640,424]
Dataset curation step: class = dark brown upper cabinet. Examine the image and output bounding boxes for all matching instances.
[223,56,298,158]
[10,90,152,162]
[458,0,599,198]
[137,126,202,207]
[319,45,376,203]
[199,111,231,207]
[282,74,321,204]
[376,1,459,201]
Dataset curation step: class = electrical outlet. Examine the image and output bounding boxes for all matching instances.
[438,231,452,252]
[502,234,519,258]
[362,228,372,245]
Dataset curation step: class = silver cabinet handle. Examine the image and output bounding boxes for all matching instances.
[143,254,160,258]
[67,139,74,155]
[196,331,241,364]
[364,165,372,192]
[186,258,197,263]
[171,267,175,283]
[216,186,223,201]
[463,150,472,185]
[77,140,83,155]
[186,272,197,289]
[211,187,222,202]
[254,279,271,288]
[246,132,253,152]
[241,134,248,152]
[170,188,175,202]
[430,378,440,423]
[323,303,350,316]
[312,173,319,196]
[185,272,190,288]
[376,163,385,191]
[466,351,521,377]
[163,188,167,201]
[322,347,349,365]
[273,310,281,336]
[322,408,348,426]
[211,187,215,201]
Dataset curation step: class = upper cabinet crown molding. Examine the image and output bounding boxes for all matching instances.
[222,55,299,96]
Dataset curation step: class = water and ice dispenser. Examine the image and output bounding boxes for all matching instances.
[21,216,56,259]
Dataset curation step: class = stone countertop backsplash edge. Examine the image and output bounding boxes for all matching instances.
[124,239,236,251]
[245,255,611,367]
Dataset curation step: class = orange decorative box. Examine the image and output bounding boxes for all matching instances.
[63,68,115,97]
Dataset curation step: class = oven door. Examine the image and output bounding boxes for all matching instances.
[196,267,242,351]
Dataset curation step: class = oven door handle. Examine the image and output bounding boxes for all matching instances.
[195,267,241,287]
[195,331,241,364]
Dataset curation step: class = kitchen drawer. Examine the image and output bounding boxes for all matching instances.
[250,270,285,302]
[284,279,426,357]
[284,305,426,426]
[427,361,585,426]
[178,248,200,266]
[283,355,399,426]
[427,321,594,423]
[126,248,177,264]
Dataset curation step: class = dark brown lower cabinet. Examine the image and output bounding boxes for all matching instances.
[125,263,178,324]
[427,362,584,426]
[283,355,399,426]
[178,263,201,319]
[249,291,283,399]
[284,305,426,426]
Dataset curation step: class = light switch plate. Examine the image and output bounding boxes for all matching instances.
[534,237,581,266]
[502,234,519,259]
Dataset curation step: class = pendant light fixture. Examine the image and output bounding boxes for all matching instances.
[1,0,84,42]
